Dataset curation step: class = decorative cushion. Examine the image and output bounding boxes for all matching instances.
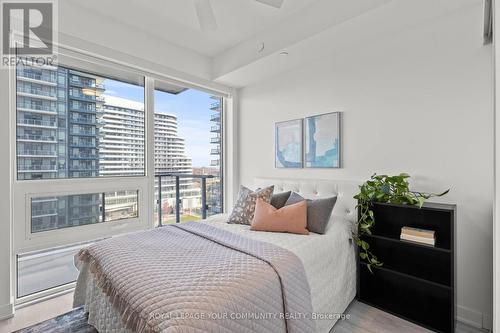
[285,192,337,234]
[227,185,274,225]
[270,191,292,209]
[251,198,309,235]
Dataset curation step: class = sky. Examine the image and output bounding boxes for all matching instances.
[102,79,217,168]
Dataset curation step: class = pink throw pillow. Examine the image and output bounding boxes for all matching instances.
[250,198,309,235]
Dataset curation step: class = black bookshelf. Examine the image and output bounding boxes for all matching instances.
[357,202,456,333]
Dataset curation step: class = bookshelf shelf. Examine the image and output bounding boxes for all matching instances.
[363,233,451,253]
[360,262,452,290]
[357,202,456,333]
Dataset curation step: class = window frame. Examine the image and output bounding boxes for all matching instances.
[15,63,148,181]
[9,45,233,304]
[11,52,152,252]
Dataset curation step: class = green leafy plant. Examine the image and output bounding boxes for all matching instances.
[353,173,449,273]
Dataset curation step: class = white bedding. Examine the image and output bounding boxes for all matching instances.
[204,214,357,333]
[77,214,356,333]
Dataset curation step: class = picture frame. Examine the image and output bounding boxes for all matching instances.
[275,118,303,168]
[304,112,341,168]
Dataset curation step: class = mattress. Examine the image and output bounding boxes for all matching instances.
[204,214,357,333]
[77,214,356,333]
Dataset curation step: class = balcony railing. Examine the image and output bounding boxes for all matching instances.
[18,149,57,156]
[17,71,57,83]
[69,165,98,171]
[210,137,220,144]
[17,119,57,127]
[210,113,220,122]
[70,130,96,136]
[70,117,96,125]
[17,103,56,113]
[156,173,216,226]
[31,208,57,216]
[70,141,96,147]
[210,149,220,155]
[18,164,57,171]
[17,134,56,142]
[210,102,221,110]
[17,86,56,98]
[69,77,104,90]
[70,153,98,160]
[69,92,96,101]
[210,125,220,133]
[70,105,96,113]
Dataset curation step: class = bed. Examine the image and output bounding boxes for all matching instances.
[73,178,359,333]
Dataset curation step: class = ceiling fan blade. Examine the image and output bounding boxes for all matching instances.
[195,0,218,31]
[255,0,284,8]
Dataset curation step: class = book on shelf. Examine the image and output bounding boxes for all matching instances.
[400,233,435,246]
[401,226,435,238]
[400,226,436,246]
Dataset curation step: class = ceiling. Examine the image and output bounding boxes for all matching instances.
[66,0,319,57]
[61,0,479,88]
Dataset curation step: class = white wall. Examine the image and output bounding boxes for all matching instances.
[238,4,493,329]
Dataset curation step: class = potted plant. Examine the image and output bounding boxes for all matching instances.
[353,173,449,272]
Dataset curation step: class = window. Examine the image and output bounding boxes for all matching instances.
[154,83,223,225]
[11,52,230,304]
[13,59,149,262]
[16,64,145,180]
[31,190,139,233]
[17,240,96,298]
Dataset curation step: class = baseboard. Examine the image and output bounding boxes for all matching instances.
[457,304,491,331]
[0,302,14,321]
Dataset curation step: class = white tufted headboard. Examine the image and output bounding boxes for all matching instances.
[254,177,361,226]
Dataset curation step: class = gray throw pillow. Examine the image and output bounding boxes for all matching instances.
[228,185,274,225]
[270,191,291,209]
[285,192,337,234]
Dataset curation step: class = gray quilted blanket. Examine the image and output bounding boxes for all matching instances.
[74,222,315,333]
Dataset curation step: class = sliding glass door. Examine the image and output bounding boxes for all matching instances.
[153,82,223,225]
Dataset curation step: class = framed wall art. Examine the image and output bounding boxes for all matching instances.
[275,119,303,168]
[304,112,341,168]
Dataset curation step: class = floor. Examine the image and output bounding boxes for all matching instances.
[332,301,489,333]
[0,293,74,333]
[0,293,490,333]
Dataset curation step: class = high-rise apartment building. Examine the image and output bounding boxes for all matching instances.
[100,96,200,217]
[208,96,222,214]
[17,65,104,180]
[209,96,221,169]
[17,64,103,232]
[16,64,64,180]
[98,96,145,177]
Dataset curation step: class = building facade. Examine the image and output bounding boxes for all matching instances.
[208,96,223,215]
[17,64,104,232]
